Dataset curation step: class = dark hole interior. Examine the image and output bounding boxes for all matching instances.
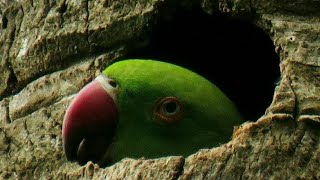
[2,16,8,29]
[123,6,280,121]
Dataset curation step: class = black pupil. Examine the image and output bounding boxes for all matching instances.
[109,80,117,88]
[165,101,177,113]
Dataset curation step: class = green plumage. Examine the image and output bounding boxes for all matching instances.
[103,59,243,163]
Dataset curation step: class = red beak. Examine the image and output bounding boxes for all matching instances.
[62,78,118,164]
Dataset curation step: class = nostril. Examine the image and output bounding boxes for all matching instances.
[108,80,118,88]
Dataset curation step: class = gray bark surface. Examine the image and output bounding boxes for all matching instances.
[0,0,319,179]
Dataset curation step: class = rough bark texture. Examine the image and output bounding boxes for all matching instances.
[0,0,319,179]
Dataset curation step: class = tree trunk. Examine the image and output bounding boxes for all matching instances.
[1,0,319,179]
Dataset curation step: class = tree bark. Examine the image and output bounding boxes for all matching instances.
[0,0,319,179]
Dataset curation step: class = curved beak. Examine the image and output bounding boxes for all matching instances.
[62,75,118,164]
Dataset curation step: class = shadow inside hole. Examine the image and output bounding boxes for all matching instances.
[123,7,280,121]
[2,16,8,29]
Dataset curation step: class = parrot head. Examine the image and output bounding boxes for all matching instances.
[62,59,243,166]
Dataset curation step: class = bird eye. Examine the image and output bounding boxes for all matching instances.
[162,101,178,115]
[153,97,183,124]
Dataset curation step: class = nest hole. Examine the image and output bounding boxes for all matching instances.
[124,5,280,121]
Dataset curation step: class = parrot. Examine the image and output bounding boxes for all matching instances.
[62,59,244,166]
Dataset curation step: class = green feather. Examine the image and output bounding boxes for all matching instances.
[103,59,243,163]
